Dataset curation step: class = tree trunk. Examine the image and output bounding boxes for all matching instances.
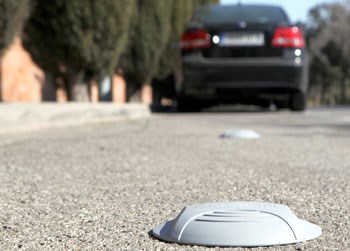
[67,72,91,102]
[98,75,112,102]
[42,73,56,101]
[340,76,346,104]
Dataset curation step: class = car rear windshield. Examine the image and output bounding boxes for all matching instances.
[194,5,289,25]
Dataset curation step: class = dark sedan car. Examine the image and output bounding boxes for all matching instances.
[177,4,309,112]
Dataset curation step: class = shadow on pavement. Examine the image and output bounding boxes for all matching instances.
[151,104,279,113]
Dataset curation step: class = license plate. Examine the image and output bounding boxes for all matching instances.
[220,32,265,46]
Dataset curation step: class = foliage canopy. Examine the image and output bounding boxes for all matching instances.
[0,0,30,57]
[307,2,350,104]
[25,0,135,78]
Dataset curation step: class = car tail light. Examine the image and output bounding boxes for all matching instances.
[272,27,305,48]
[180,29,211,50]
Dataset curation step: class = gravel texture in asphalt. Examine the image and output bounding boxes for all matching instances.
[0,107,349,250]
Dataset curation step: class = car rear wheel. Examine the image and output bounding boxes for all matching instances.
[289,91,306,111]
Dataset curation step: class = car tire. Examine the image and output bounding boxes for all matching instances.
[289,91,306,111]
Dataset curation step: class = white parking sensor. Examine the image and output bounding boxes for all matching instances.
[221,129,260,139]
[152,201,321,247]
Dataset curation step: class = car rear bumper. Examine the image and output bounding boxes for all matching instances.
[180,55,309,99]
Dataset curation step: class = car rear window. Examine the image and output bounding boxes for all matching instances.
[194,5,289,25]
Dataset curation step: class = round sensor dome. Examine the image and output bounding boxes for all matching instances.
[152,201,321,247]
[221,129,261,139]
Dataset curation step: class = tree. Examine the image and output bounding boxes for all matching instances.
[153,0,219,103]
[24,0,135,101]
[155,0,194,81]
[121,0,172,103]
[307,2,350,104]
[0,0,30,57]
[156,0,220,81]
[151,1,196,103]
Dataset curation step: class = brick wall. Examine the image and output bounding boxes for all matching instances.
[0,38,136,104]
[1,38,44,102]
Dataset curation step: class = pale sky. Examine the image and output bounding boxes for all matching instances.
[220,0,339,23]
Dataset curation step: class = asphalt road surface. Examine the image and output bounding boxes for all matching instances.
[0,106,349,250]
